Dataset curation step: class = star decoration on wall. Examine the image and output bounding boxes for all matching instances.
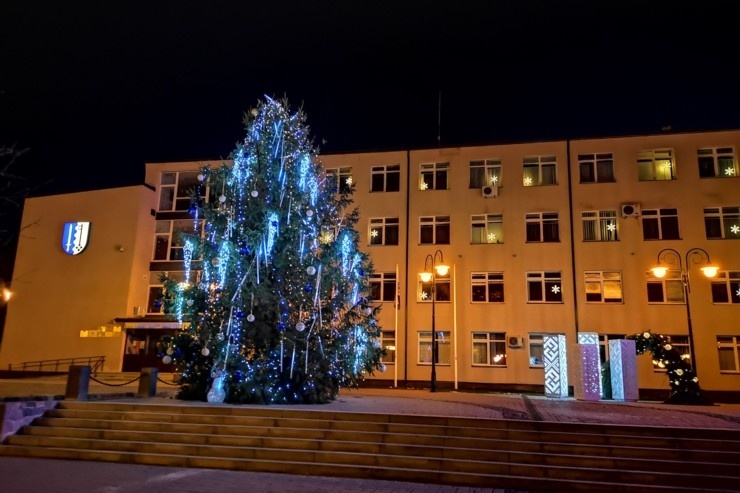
[420,181,428,190]
[345,176,353,186]
[736,288,740,298]
[725,167,736,176]
[370,229,379,238]
[487,233,496,242]
[551,285,561,294]
[420,291,429,300]
[523,177,533,186]
[491,175,498,184]
[606,223,616,232]
[731,224,739,234]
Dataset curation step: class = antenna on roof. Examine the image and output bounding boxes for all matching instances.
[437,90,442,146]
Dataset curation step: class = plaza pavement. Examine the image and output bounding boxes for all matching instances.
[2,375,740,492]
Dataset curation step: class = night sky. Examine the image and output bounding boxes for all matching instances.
[2,1,740,197]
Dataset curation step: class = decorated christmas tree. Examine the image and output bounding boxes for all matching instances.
[161,97,385,404]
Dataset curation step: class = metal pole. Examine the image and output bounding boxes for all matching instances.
[431,273,437,392]
[682,257,698,376]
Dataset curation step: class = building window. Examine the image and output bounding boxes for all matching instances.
[158,171,207,212]
[147,270,194,314]
[471,214,503,244]
[704,206,740,239]
[418,271,451,302]
[326,167,353,193]
[153,220,202,261]
[642,208,680,240]
[698,147,738,178]
[528,334,544,366]
[418,331,451,364]
[371,164,401,192]
[369,217,399,246]
[710,271,740,304]
[646,270,685,303]
[582,210,618,241]
[525,212,560,242]
[651,335,691,370]
[471,272,504,303]
[419,162,449,190]
[578,153,615,183]
[522,155,557,186]
[419,216,450,245]
[718,336,740,372]
[637,149,675,181]
[370,272,397,302]
[527,271,563,303]
[469,159,502,188]
[472,332,507,366]
[584,271,623,303]
[381,330,396,364]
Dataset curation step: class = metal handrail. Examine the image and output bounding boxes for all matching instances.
[8,356,106,374]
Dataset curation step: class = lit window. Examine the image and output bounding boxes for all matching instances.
[419,162,449,190]
[469,159,502,188]
[522,155,557,186]
[646,270,685,303]
[470,214,503,244]
[585,271,623,303]
[418,331,451,364]
[698,147,738,178]
[637,149,675,181]
[472,332,507,366]
[717,336,740,373]
[582,210,618,241]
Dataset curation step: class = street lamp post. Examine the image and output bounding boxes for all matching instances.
[419,249,449,392]
[650,248,718,376]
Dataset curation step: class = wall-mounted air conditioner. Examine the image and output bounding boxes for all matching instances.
[507,335,524,348]
[621,203,641,218]
[482,185,498,198]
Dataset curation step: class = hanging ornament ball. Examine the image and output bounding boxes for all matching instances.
[197,173,205,181]
[162,355,172,364]
[166,347,174,356]
[186,299,194,306]
[306,265,317,276]
[306,209,314,217]
[247,313,255,323]
[219,194,227,203]
[251,190,259,198]
[211,257,220,266]
[251,108,258,116]
[364,307,373,316]
[373,339,382,349]
[296,321,306,332]
[278,322,286,331]
[378,362,387,373]
[216,332,225,341]
[201,347,210,356]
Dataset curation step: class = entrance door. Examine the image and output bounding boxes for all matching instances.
[123,329,177,372]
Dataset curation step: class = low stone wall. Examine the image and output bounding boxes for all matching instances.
[0,399,59,442]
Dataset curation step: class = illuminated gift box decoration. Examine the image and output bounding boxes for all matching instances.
[609,339,638,401]
[573,332,601,401]
[543,334,568,398]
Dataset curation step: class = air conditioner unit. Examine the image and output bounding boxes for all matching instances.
[621,203,641,218]
[507,336,524,348]
[481,185,498,198]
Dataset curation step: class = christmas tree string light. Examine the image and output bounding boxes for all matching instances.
[160,96,384,404]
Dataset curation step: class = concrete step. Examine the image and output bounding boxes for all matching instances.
[1,400,739,492]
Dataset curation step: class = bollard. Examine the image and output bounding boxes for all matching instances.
[137,367,158,397]
[65,365,91,400]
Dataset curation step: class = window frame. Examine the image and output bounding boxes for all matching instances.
[381,330,397,364]
[326,166,353,193]
[704,206,740,239]
[471,272,505,303]
[584,271,623,303]
[525,212,560,243]
[522,155,557,187]
[578,152,615,183]
[641,208,680,240]
[717,336,740,373]
[710,271,740,304]
[469,159,502,188]
[527,271,563,303]
[471,332,508,367]
[470,213,504,244]
[419,215,450,245]
[698,147,738,179]
[528,333,544,367]
[370,272,398,303]
[158,171,208,212]
[637,149,676,181]
[419,162,449,191]
[370,164,401,192]
[418,271,451,303]
[368,217,400,246]
[153,219,203,261]
[645,269,685,304]
[418,330,451,365]
[581,210,618,242]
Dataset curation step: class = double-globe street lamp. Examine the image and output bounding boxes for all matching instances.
[419,249,449,392]
[650,247,718,376]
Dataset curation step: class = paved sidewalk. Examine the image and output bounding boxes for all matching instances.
[2,376,740,493]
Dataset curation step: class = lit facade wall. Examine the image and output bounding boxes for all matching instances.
[0,186,155,371]
[2,129,739,396]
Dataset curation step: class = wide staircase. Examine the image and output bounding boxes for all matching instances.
[1,400,739,492]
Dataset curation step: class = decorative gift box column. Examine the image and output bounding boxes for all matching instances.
[608,339,638,401]
[543,334,568,398]
[573,332,601,401]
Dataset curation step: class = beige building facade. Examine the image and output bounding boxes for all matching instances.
[1,130,739,399]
